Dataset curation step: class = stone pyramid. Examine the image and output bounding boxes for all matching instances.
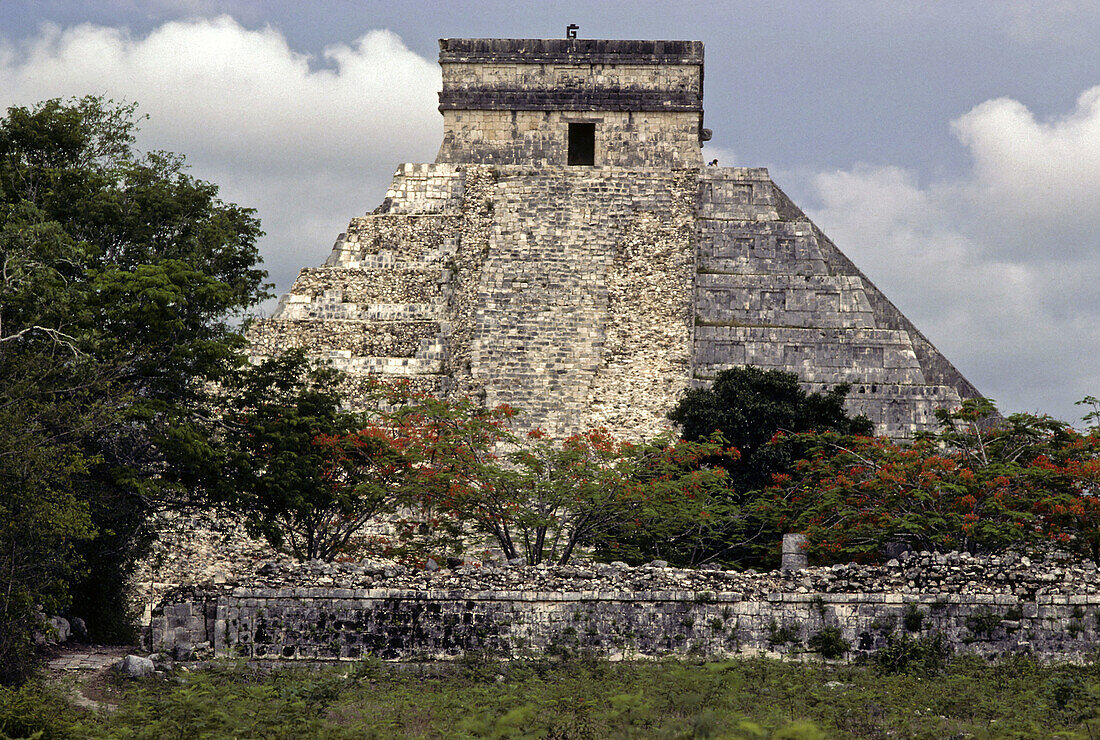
[250,37,981,439]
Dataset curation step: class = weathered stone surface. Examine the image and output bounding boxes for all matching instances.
[130,509,272,626]
[781,534,809,572]
[248,36,980,440]
[117,654,155,678]
[153,551,1100,663]
[48,617,70,644]
[70,617,88,642]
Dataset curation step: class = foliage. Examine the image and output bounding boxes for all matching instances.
[14,655,1100,738]
[1077,395,1100,430]
[235,385,738,568]
[903,603,925,633]
[0,680,82,739]
[372,388,518,562]
[172,353,417,561]
[807,627,850,659]
[669,366,873,491]
[758,399,1100,562]
[873,632,954,676]
[584,433,741,567]
[441,427,736,566]
[0,96,267,680]
[179,374,738,567]
[0,441,94,686]
[664,367,872,567]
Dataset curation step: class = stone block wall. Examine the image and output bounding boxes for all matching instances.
[471,166,696,437]
[248,168,473,402]
[692,168,969,437]
[153,553,1100,663]
[251,163,699,439]
[436,38,705,168]
[253,161,979,439]
[437,110,704,168]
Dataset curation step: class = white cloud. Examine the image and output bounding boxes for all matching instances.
[806,90,1100,423]
[0,17,441,300]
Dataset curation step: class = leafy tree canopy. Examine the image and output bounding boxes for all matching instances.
[655,367,875,567]
[758,399,1100,563]
[0,96,268,682]
[668,366,873,492]
[173,353,420,562]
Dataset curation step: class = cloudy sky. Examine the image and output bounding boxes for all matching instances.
[2,1,1098,424]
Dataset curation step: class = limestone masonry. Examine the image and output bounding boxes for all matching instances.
[249,37,981,438]
[153,551,1100,663]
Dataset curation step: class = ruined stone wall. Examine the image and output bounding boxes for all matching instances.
[153,552,1100,663]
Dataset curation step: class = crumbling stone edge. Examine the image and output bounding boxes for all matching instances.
[152,551,1100,663]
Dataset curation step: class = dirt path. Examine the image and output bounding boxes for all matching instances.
[44,645,136,710]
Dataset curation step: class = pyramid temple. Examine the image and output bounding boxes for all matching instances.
[249,37,981,439]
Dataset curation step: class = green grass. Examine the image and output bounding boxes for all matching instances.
[5,652,1100,738]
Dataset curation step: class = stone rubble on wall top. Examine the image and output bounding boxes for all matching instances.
[153,548,1100,664]
[166,550,1100,603]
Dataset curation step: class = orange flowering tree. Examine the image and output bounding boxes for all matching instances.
[756,400,1100,563]
[367,388,516,561]
[404,420,736,566]
[206,365,738,567]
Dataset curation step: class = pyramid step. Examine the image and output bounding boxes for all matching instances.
[695,273,875,328]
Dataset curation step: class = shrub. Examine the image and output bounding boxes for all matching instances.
[756,400,1100,564]
[966,608,1002,640]
[903,603,925,633]
[874,632,953,675]
[0,681,80,738]
[808,627,850,659]
[767,620,801,647]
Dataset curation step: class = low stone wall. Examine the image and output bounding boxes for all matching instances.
[153,552,1100,663]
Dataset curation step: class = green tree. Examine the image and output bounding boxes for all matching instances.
[0,96,267,681]
[663,367,872,566]
[182,354,413,562]
[442,428,734,566]
[586,433,741,567]
[366,390,737,567]
[226,381,740,568]
[669,366,872,492]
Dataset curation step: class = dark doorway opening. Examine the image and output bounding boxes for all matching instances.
[567,122,595,165]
